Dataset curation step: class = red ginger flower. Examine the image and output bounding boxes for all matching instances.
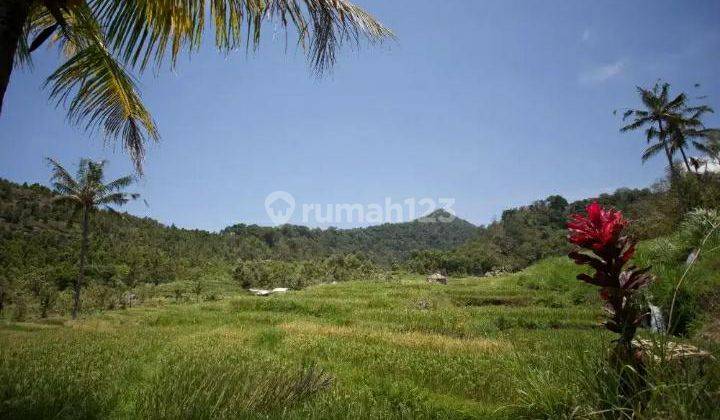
[566,202,653,346]
[568,202,629,257]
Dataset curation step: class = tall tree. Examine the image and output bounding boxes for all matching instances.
[692,129,720,166]
[1,1,392,172]
[670,105,718,173]
[620,82,687,177]
[48,157,139,319]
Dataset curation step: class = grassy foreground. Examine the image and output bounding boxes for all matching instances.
[1,259,717,419]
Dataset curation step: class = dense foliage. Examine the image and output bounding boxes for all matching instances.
[233,254,389,290]
[223,209,478,264]
[3,173,719,318]
[407,186,679,275]
[0,179,473,317]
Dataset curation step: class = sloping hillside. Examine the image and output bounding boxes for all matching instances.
[0,179,478,286]
[223,209,478,264]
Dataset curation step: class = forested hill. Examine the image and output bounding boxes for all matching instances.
[0,179,232,287]
[0,179,478,285]
[408,186,675,275]
[222,209,479,264]
[1,176,673,285]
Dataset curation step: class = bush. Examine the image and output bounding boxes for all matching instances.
[233,255,386,290]
[636,208,720,336]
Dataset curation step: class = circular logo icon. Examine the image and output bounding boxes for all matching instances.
[265,191,295,225]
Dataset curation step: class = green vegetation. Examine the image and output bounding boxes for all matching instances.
[620,81,717,177]
[2,114,720,417]
[2,247,718,418]
[0,177,670,318]
[223,209,479,264]
[408,185,691,275]
[47,158,140,319]
[4,173,720,319]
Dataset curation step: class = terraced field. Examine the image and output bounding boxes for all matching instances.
[1,258,621,419]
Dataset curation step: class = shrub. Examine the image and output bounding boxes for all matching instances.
[232,255,385,290]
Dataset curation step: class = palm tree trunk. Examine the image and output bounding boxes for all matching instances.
[0,0,29,115]
[678,146,695,174]
[74,206,89,319]
[657,121,679,179]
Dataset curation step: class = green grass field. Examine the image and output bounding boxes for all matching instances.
[1,258,717,419]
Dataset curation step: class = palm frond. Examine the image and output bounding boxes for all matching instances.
[95,192,139,207]
[659,83,670,105]
[46,157,80,192]
[626,109,648,120]
[644,126,659,143]
[639,87,658,110]
[13,3,50,69]
[98,175,136,198]
[47,158,138,211]
[620,117,651,132]
[90,0,393,74]
[86,159,107,186]
[666,92,687,111]
[45,12,159,173]
[641,142,665,163]
[51,182,79,197]
[685,105,714,119]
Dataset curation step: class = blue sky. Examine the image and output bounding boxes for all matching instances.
[1,0,719,230]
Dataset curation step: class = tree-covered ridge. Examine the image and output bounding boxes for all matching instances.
[408,187,679,275]
[1,176,675,288]
[0,178,233,289]
[222,209,479,264]
[0,180,478,288]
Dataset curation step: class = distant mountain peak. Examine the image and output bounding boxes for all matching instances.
[416,209,474,226]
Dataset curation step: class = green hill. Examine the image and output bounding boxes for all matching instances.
[0,179,478,289]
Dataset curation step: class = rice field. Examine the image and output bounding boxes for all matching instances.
[1,258,717,419]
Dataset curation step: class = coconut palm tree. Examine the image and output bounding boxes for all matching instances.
[621,82,689,178]
[48,157,139,319]
[1,1,392,172]
[692,129,720,164]
[666,105,715,174]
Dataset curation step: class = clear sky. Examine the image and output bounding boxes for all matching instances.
[1,1,719,230]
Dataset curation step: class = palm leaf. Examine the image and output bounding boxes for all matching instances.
[620,117,651,132]
[90,0,393,74]
[638,87,657,110]
[52,194,83,207]
[46,157,80,192]
[46,42,158,173]
[666,92,687,111]
[641,142,665,163]
[100,175,136,196]
[96,192,139,206]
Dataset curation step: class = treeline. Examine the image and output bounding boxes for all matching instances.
[407,174,720,275]
[3,173,719,318]
[222,209,478,264]
[0,179,476,317]
[234,254,391,290]
[0,179,232,287]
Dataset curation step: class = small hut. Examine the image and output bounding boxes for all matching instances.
[426,273,448,285]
